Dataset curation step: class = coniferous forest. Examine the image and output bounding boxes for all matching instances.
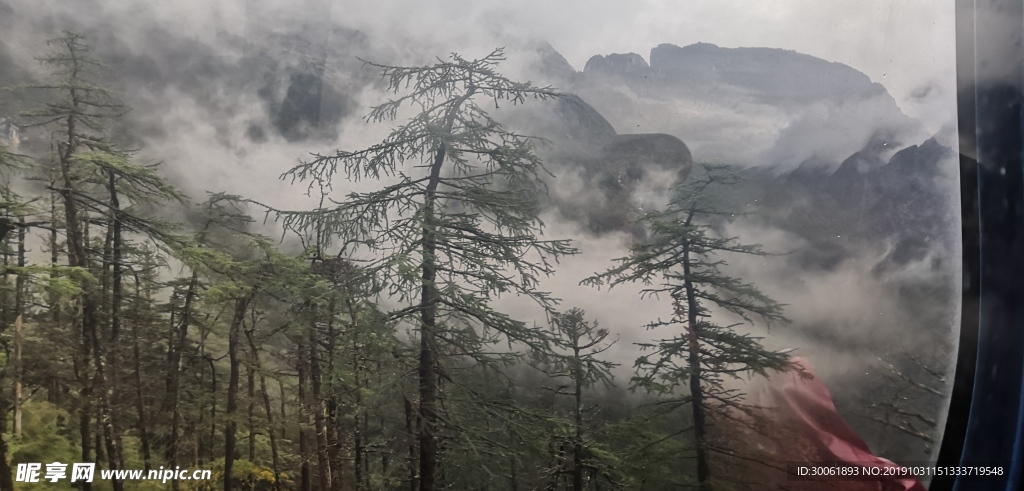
[0,15,961,491]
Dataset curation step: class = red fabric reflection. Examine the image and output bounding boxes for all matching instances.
[747,357,926,491]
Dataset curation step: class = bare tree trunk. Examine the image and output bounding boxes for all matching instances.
[362,416,370,485]
[196,342,207,470]
[404,395,418,491]
[419,200,440,491]
[103,171,126,486]
[167,272,198,466]
[248,364,256,462]
[310,326,332,491]
[326,299,344,491]
[49,179,59,323]
[47,182,64,412]
[94,428,104,467]
[418,136,445,491]
[279,379,287,442]
[12,314,23,438]
[0,394,12,490]
[0,247,12,488]
[298,336,312,491]
[332,422,347,491]
[573,340,584,491]
[417,90,473,491]
[247,329,283,491]
[78,348,93,491]
[131,276,152,472]
[378,381,388,491]
[205,353,218,466]
[92,288,123,491]
[59,110,97,491]
[354,349,363,491]
[13,216,25,438]
[680,214,710,488]
[225,293,253,491]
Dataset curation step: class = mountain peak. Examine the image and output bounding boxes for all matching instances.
[583,52,650,79]
[655,42,718,51]
[528,41,578,82]
[647,42,885,104]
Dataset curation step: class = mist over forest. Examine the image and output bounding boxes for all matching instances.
[0,1,959,490]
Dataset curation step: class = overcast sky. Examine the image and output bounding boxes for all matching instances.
[4,0,958,134]
[334,0,957,133]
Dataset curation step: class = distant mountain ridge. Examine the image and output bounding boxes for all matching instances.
[534,42,927,171]
[529,42,956,278]
[0,22,956,275]
[579,42,897,115]
[0,11,959,465]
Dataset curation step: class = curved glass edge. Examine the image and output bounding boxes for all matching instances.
[933,1,1024,490]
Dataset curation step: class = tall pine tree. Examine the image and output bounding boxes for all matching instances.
[257,48,577,491]
[584,165,793,490]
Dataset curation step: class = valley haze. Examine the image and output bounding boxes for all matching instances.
[0,0,959,479]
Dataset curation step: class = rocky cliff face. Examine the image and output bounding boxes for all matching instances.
[563,43,927,170]
[532,47,957,464]
[530,94,693,237]
[765,137,955,274]
[530,43,955,278]
[647,43,888,105]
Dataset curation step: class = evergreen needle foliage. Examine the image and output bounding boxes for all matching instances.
[584,164,793,490]
[254,48,578,490]
[531,308,622,490]
[0,32,848,491]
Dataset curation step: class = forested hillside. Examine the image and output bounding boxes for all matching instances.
[0,0,971,476]
[0,30,862,491]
